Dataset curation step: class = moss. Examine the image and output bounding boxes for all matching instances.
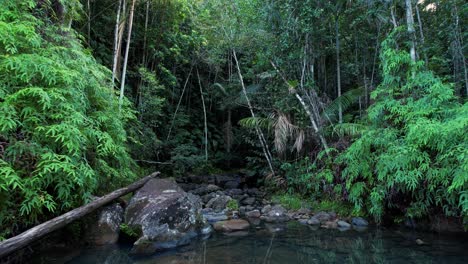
[226,199,239,211]
[119,224,141,238]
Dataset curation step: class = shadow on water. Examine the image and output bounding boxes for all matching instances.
[32,223,468,264]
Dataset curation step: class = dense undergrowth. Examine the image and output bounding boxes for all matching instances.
[0,1,136,239]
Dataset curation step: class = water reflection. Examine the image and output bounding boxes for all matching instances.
[36,223,468,264]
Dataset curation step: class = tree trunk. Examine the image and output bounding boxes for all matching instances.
[197,69,208,161]
[233,50,275,175]
[166,67,193,141]
[119,0,136,111]
[112,0,123,85]
[0,172,160,259]
[335,18,342,123]
[415,3,429,66]
[142,0,150,66]
[87,0,91,45]
[405,0,417,63]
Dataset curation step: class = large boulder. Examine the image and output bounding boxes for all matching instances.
[124,178,208,255]
[85,203,123,245]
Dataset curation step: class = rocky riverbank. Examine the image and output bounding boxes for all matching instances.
[83,172,465,256]
[85,173,370,255]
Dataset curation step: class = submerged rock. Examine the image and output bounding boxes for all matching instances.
[85,203,123,245]
[213,219,250,232]
[307,217,320,225]
[351,217,369,227]
[124,178,208,255]
[337,220,351,229]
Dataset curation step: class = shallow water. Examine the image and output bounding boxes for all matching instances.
[33,222,468,264]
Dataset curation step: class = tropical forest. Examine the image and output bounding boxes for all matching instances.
[0,0,467,263]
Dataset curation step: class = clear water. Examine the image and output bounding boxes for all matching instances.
[34,222,468,264]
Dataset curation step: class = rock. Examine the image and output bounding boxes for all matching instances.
[415,239,425,245]
[245,210,261,218]
[213,219,250,232]
[124,178,207,255]
[246,188,262,196]
[203,211,228,223]
[224,180,240,189]
[226,189,243,196]
[201,192,217,204]
[321,221,338,229]
[307,217,320,225]
[206,194,233,212]
[298,219,309,225]
[241,197,256,206]
[190,184,221,195]
[85,203,123,245]
[265,223,286,233]
[263,205,289,223]
[313,212,332,223]
[351,217,369,227]
[296,208,312,215]
[337,220,351,229]
[261,205,272,214]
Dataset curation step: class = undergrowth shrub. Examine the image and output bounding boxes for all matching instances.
[0,1,136,238]
[338,30,468,223]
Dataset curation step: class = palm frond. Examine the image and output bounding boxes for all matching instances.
[322,87,365,122]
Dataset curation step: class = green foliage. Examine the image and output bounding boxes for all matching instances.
[312,200,355,218]
[0,1,136,236]
[272,193,305,210]
[226,199,239,211]
[338,31,468,223]
[119,223,141,238]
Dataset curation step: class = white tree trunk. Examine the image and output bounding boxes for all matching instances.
[112,0,123,85]
[335,18,342,123]
[233,50,275,175]
[119,0,136,111]
[197,69,208,161]
[405,0,417,63]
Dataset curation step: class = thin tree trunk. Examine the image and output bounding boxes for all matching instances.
[115,0,127,83]
[0,172,160,259]
[335,18,342,123]
[112,0,123,85]
[142,0,150,66]
[87,0,91,45]
[415,3,429,66]
[405,0,417,63]
[197,69,208,161]
[233,50,275,175]
[119,0,136,111]
[167,67,193,141]
[452,4,468,96]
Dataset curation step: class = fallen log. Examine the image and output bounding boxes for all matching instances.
[0,171,160,259]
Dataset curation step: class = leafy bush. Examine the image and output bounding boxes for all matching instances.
[0,1,136,236]
[226,199,239,211]
[338,30,468,223]
[272,193,305,210]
